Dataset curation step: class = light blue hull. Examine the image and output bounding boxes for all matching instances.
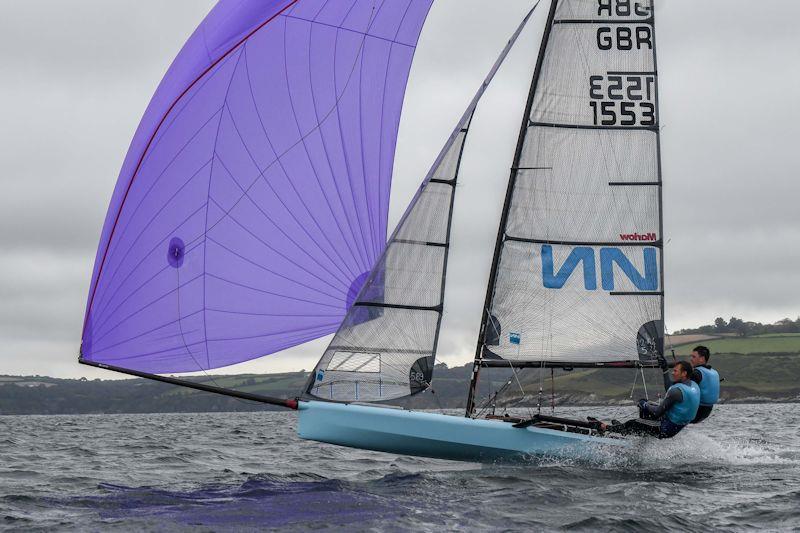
[297,400,628,463]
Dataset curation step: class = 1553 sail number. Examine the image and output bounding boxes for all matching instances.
[589,74,656,127]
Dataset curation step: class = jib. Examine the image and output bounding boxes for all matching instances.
[541,245,658,291]
[598,0,652,17]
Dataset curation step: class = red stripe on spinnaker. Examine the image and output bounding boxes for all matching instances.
[81,0,301,344]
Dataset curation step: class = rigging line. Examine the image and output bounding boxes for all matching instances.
[83,1,302,341]
[629,365,639,399]
[423,381,447,415]
[640,364,649,401]
[537,360,545,415]
[283,15,371,273]
[476,375,513,418]
[508,360,534,419]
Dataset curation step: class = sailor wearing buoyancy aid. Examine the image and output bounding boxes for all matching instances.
[658,345,720,423]
[639,361,701,438]
[688,345,720,423]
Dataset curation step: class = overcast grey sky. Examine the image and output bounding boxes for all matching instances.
[1,0,798,378]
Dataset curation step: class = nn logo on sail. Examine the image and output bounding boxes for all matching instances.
[541,245,659,292]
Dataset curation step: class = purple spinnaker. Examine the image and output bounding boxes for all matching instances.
[81,0,433,373]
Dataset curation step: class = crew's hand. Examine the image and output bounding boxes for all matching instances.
[656,354,668,370]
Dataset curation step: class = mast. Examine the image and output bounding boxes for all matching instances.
[465,0,559,417]
[652,4,666,347]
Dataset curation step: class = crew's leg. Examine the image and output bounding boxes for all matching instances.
[658,418,686,439]
[610,418,661,437]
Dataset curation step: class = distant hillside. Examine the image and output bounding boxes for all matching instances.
[670,333,800,355]
[2,336,799,415]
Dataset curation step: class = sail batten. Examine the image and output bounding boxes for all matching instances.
[475,0,664,370]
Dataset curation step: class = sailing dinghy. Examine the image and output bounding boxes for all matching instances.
[81,0,666,462]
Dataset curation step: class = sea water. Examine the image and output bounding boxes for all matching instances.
[0,404,798,531]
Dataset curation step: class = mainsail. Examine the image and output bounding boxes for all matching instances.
[307,4,542,402]
[476,0,664,370]
[80,0,433,374]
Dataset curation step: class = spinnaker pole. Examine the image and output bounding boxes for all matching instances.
[79,358,299,409]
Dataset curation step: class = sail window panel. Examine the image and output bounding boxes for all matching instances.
[393,182,453,244]
[555,0,653,21]
[488,240,661,363]
[328,351,381,373]
[357,242,444,308]
[530,23,655,128]
[507,128,659,243]
[308,308,439,402]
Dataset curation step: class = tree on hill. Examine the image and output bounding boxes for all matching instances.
[728,317,749,337]
[674,314,800,336]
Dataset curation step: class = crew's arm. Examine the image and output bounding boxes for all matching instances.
[647,387,683,418]
[691,369,703,384]
[657,355,671,391]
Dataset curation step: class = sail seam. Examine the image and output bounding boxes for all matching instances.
[530,121,658,132]
[554,18,653,25]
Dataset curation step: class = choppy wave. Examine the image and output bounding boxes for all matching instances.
[0,404,798,531]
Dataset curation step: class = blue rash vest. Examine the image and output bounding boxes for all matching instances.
[665,381,700,426]
[695,366,720,406]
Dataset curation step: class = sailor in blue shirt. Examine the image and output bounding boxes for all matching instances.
[606,361,700,439]
[687,345,720,423]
